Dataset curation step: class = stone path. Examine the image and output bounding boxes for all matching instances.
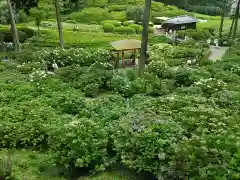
[209,46,229,61]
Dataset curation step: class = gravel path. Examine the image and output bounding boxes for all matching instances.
[209,46,229,61]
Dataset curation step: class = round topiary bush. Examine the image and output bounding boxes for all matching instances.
[123,20,134,26]
[148,27,154,33]
[129,24,141,31]
[65,19,77,24]
[137,26,143,34]
[114,26,136,34]
[103,23,115,33]
[101,20,121,27]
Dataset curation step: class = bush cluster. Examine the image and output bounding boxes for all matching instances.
[177,29,211,40]
[114,26,136,34]
[68,8,113,23]
[0,26,34,43]
[1,45,240,180]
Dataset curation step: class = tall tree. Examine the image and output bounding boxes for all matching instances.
[139,0,151,76]
[11,0,39,12]
[55,0,64,49]
[7,0,20,52]
[232,0,240,41]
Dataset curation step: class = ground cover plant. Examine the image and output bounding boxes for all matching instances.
[1,40,240,179]
[1,0,239,179]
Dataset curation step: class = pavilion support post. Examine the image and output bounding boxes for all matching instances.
[116,51,120,68]
[122,50,125,68]
[133,49,136,65]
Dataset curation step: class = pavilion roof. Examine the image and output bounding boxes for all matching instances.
[164,15,199,24]
[111,39,141,51]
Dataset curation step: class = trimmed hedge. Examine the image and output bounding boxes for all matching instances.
[108,5,127,12]
[114,26,136,34]
[109,11,127,21]
[123,21,134,26]
[68,8,113,23]
[177,29,211,40]
[0,27,34,43]
[129,24,141,31]
[101,20,121,27]
[103,23,115,33]
[17,27,35,38]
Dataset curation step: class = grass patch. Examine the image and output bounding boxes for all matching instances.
[28,29,141,48]
[197,18,232,30]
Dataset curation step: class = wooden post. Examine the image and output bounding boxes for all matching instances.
[133,49,136,65]
[122,50,125,68]
[116,51,120,68]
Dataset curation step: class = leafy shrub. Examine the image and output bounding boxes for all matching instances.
[129,24,141,31]
[36,48,111,67]
[148,27,154,33]
[112,112,184,178]
[114,26,136,34]
[122,21,134,26]
[65,20,77,24]
[49,117,110,171]
[68,8,113,23]
[189,5,222,16]
[137,26,143,33]
[102,23,115,33]
[149,36,172,44]
[87,0,108,7]
[0,27,32,43]
[177,29,211,40]
[173,67,196,86]
[108,5,127,12]
[109,11,127,21]
[49,91,85,115]
[17,27,35,38]
[126,6,144,22]
[101,20,121,27]
[0,104,59,149]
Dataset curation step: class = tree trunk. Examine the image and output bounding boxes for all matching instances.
[219,11,224,38]
[139,0,151,77]
[55,0,64,49]
[0,34,6,52]
[232,0,240,41]
[7,0,20,52]
[228,18,235,39]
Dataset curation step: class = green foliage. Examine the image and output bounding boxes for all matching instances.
[87,0,108,7]
[122,21,134,26]
[49,117,109,170]
[0,27,32,43]
[1,43,240,180]
[177,29,211,40]
[189,6,222,16]
[68,8,113,23]
[128,24,141,31]
[109,11,127,21]
[102,23,115,33]
[126,6,143,22]
[107,5,127,12]
[114,26,136,34]
[149,35,172,44]
[101,20,121,27]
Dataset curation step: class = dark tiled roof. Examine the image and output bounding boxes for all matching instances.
[165,15,199,24]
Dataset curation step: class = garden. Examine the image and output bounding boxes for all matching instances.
[1,0,240,179]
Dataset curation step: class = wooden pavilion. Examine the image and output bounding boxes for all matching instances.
[162,15,199,32]
[111,39,141,68]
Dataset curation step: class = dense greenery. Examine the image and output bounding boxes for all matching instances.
[1,38,240,179]
[0,0,239,179]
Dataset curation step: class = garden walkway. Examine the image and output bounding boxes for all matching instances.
[209,46,229,61]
